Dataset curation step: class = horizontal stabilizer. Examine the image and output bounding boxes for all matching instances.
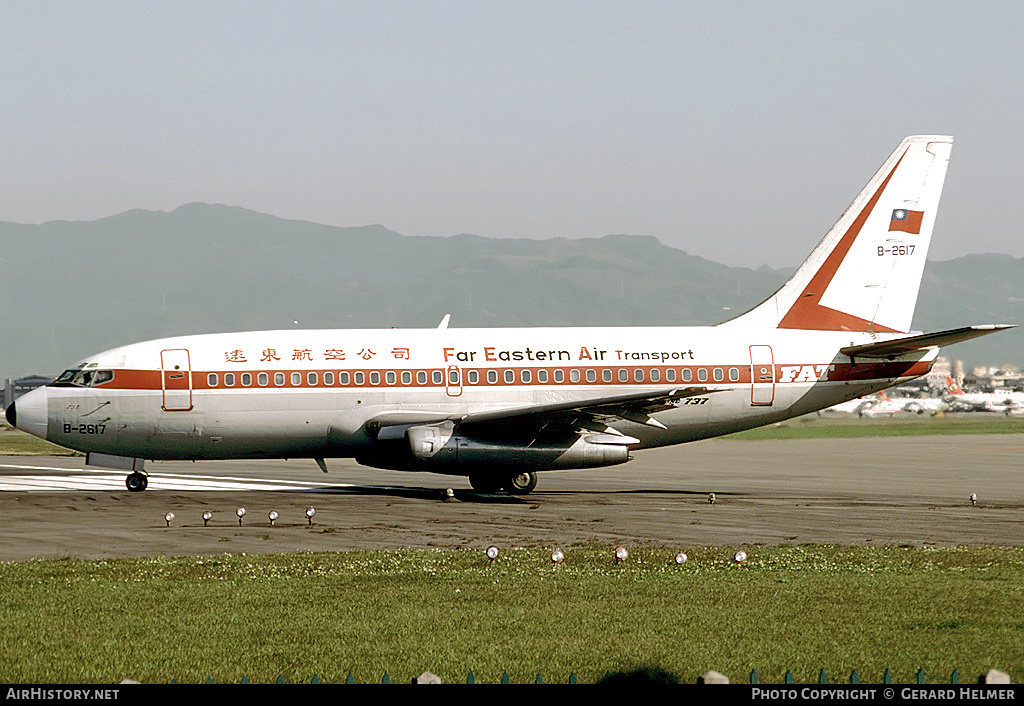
[840,325,1015,360]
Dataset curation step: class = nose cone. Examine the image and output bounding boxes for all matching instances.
[8,387,49,440]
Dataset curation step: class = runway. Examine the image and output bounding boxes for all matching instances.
[1,433,1022,561]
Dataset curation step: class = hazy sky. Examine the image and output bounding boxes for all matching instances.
[3,1,1022,268]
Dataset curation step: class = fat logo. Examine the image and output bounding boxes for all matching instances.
[779,364,834,383]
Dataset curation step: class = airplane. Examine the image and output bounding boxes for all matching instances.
[944,376,1024,414]
[855,390,946,417]
[4,135,1015,493]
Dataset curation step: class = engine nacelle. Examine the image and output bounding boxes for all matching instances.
[404,423,630,470]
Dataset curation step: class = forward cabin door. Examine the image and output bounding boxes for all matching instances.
[160,348,193,411]
[749,345,775,406]
[445,365,463,397]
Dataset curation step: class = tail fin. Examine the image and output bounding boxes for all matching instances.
[722,135,953,333]
[945,375,964,395]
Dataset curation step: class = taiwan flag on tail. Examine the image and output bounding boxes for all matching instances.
[889,208,924,234]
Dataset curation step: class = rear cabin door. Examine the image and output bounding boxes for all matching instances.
[161,348,193,411]
[749,345,775,406]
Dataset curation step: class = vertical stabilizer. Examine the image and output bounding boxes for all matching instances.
[721,135,952,333]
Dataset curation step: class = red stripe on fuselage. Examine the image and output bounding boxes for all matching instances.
[70,360,931,393]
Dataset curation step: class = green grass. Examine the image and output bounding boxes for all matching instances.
[726,414,1024,440]
[0,423,80,455]
[1,546,1021,684]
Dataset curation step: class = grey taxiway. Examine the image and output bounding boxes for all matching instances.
[1,434,1021,562]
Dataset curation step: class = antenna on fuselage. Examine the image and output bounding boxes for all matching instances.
[437,314,451,330]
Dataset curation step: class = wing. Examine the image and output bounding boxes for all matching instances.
[370,386,720,443]
[457,386,719,434]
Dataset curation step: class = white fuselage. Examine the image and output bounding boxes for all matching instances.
[21,325,934,470]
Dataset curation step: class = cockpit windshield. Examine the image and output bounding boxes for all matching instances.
[51,369,115,387]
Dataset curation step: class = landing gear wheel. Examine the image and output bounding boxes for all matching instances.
[468,473,503,493]
[126,472,148,492]
[505,471,538,495]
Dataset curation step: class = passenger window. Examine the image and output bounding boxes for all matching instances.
[308,372,318,386]
[224,373,235,387]
[618,369,628,382]
[467,370,478,384]
[291,372,302,386]
[275,373,285,386]
[729,368,740,382]
[208,373,218,387]
[537,370,548,383]
[354,372,365,385]
[570,369,581,383]
[682,369,692,382]
[602,369,612,383]
[385,371,396,385]
[504,370,515,384]
[417,371,427,384]
[324,372,334,385]
[554,369,564,383]
[402,371,412,384]
[634,369,644,382]
[258,372,269,386]
[339,372,350,385]
[650,369,661,382]
[487,370,497,384]
[432,371,443,385]
[698,368,708,382]
[666,369,676,382]
[242,373,252,386]
[522,370,532,383]
[713,368,724,382]
[586,369,596,383]
[370,371,380,385]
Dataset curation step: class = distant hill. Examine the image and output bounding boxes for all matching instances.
[1,203,1020,376]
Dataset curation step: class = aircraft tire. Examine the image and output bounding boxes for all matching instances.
[505,471,538,495]
[125,472,148,493]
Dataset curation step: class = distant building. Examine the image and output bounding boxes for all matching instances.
[2,375,54,412]
[923,356,953,389]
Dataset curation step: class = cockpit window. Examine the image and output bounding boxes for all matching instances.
[54,369,80,385]
[51,369,115,387]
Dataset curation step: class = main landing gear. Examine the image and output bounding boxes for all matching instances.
[126,472,149,492]
[469,471,538,495]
